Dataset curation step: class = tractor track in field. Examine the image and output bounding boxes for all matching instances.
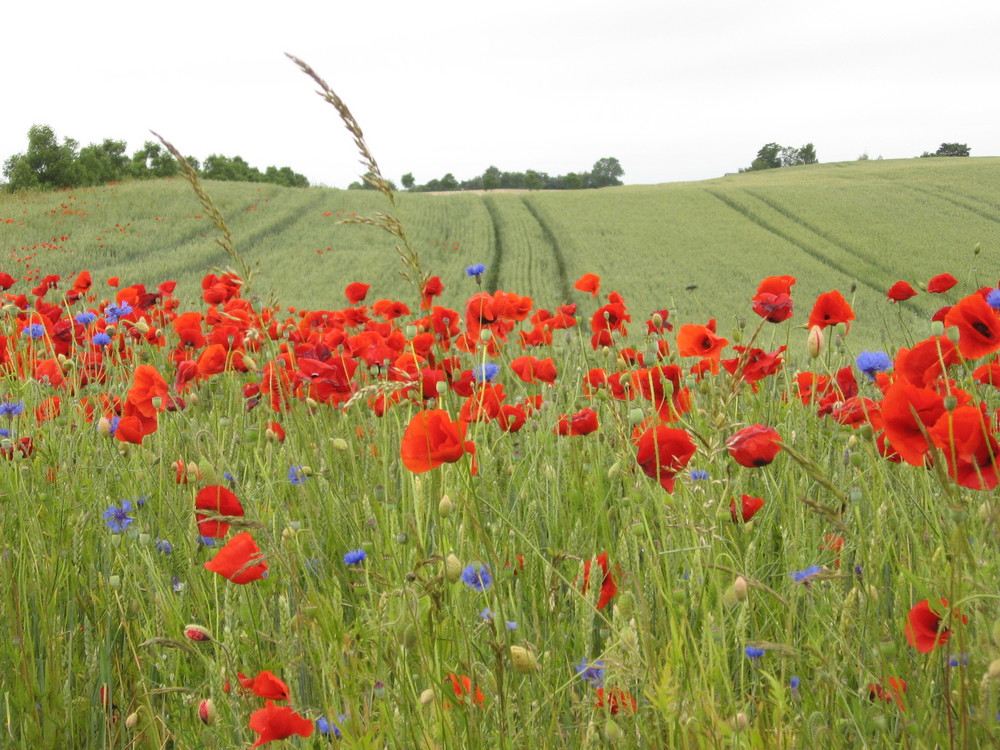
[481,196,504,293]
[153,193,331,280]
[704,189,885,295]
[743,190,895,274]
[520,197,573,301]
[904,184,1000,226]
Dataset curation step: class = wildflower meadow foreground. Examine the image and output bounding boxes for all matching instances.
[1,58,998,749]
[1,251,998,749]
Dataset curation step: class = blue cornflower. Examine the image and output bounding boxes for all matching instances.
[790,565,823,584]
[745,646,766,659]
[343,548,367,566]
[0,428,10,438]
[171,576,185,593]
[155,539,173,554]
[460,563,493,592]
[506,620,517,630]
[987,289,1000,310]
[316,715,345,738]
[197,535,216,547]
[92,332,112,347]
[103,500,134,533]
[472,363,500,383]
[790,676,800,690]
[104,302,133,323]
[856,350,892,381]
[0,400,25,418]
[21,324,45,339]
[75,311,98,325]
[480,607,494,620]
[948,654,969,667]
[690,470,709,481]
[103,416,121,436]
[465,264,486,278]
[223,471,236,486]
[574,658,605,688]
[288,465,307,485]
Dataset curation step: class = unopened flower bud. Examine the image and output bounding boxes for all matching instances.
[125,710,140,729]
[332,437,349,452]
[733,576,749,601]
[439,495,454,517]
[808,326,824,358]
[604,718,623,741]
[419,688,435,705]
[445,553,462,582]
[987,658,1000,681]
[510,645,538,674]
[198,698,216,725]
[734,712,749,730]
[133,318,150,334]
[97,417,113,437]
[184,624,213,642]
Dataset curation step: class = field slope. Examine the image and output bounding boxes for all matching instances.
[3,157,999,345]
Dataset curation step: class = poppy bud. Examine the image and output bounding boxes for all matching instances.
[734,576,749,601]
[604,718,623,742]
[184,624,213,642]
[400,624,419,650]
[930,320,945,337]
[108,574,121,589]
[628,408,644,425]
[438,495,454,517]
[133,318,150,334]
[481,330,492,342]
[435,380,448,395]
[807,326,823,357]
[332,437,349,452]
[125,710,140,729]
[97,417,113,437]
[445,553,462,582]
[419,688,435,705]
[734,712,749,730]
[198,698,216,725]
[510,646,538,674]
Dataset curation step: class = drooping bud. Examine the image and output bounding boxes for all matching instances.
[332,437,349,452]
[125,710,140,729]
[198,698,216,726]
[184,624,213,642]
[419,688,435,705]
[733,576,749,601]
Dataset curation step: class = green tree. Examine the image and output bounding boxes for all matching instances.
[401,172,415,190]
[933,143,970,157]
[76,138,129,185]
[562,172,584,190]
[439,173,459,191]
[131,142,178,178]
[798,143,818,164]
[590,157,624,187]
[524,170,544,191]
[3,125,82,190]
[749,143,782,171]
[482,166,501,191]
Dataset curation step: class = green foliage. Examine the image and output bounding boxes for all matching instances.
[401,172,415,190]
[3,124,82,190]
[745,142,818,172]
[589,156,625,187]
[921,142,971,158]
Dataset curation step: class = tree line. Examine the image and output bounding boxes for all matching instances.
[349,157,625,192]
[1,125,310,192]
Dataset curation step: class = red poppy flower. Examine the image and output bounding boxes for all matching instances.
[928,405,1000,490]
[905,598,966,653]
[634,425,697,492]
[556,407,599,436]
[944,293,1000,359]
[511,355,557,384]
[886,281,917,302]
[420,276,444,309]
[879,380,945,466]
[245,670,290,701]
[868,677,908,711]
[204,532,268,584]
[107,276,120,287]
[574,272,601,297]
[195,485,244,538]
[729,494,765,523]
[756,275,796,296]
[751,292,794,323]
[581,551,618,609]
[445,674,485,707]
[927,273,958,294]
[727,425,782,467]
[807,290,855,330]
[821,534,844,567]
[400,409,470,473]
[248,701,313,747]
[677,322,729,361]
[344,282,370,304]
[594,687,637,715]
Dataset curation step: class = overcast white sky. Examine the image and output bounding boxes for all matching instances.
[4,0,998,188]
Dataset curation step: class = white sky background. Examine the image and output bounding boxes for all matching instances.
[4,0,999,188]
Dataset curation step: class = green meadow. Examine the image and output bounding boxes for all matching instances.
[0,159,998,749]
